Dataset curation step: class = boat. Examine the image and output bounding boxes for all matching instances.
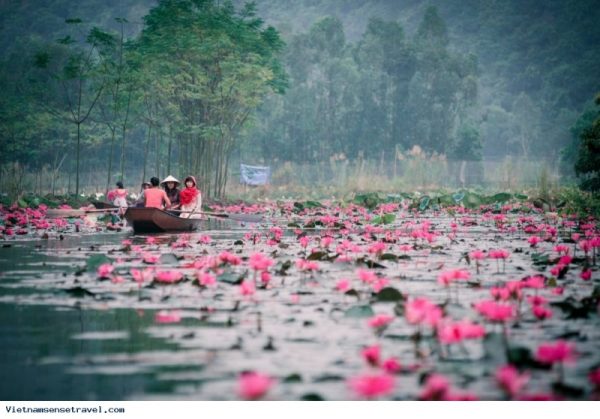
[124,207,204,233]
[91,200,119,210]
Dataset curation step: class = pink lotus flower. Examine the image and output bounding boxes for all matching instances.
[197,271,216,287]
[145,237,157,245]
[371,277,390,293]
[237,371,274,400]
[490,287,511,301]
[589,367,600,387]
[97,263,114,279]
[155,270,183,284]
[249,253,274,271]
[473,300,515,322]
[336,279,351,292]
[260,271,271,285]
[142,253,159,264]
[361,344,381,366]
[368,314,394,329]
[579,240,591,254]
[553,245,570,255]
[528,236,542,247]
[321,236,334,248]
[469,250,486,260]
[437,319,485,344]
[218,251,242,266]
[367,241,386,255]
[420,374,450,401]
[532,305,553,320]
[558,255,573,265]
[550,264,566,277]
[240,280,256,297]
[382,357,401,374]
[131,268,153,285]
[198,235,212,244]
[489,249,510,259]
[348,373,395,398]
[298,236,310,248]
[296,259,319,272]
[580,269,592,281]
[526,295,547,306]
[357,269,378,284]
[437,269,470,286]
[536,341,575,364]
[111,275,125,284]
[405,298,443,327]
[155,310,181,324]
[496,365,529,397]
[523,275,545,289]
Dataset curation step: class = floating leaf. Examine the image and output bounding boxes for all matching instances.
[374,287,404,302]
[300,393,325,401]
[159,253,180,264]
[452,192,465,203]
[552,382,585,398]
[86,254,111,272]
[418,196,430,211]
[64,286,96,298]
[283,373,303,383]
[372,213,396,225]
[344,304,374,318]
[217,272,244,285]
[344,289,360,298]
[507,346,550,370]
[307,251,329,261]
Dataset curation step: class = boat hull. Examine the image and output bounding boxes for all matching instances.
[124,207,202,233]
[91,201,119,209]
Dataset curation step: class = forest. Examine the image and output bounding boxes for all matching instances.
[0,0,599,198]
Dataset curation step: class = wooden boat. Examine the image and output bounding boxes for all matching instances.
[91,200,119,209]
[124,207,203,233]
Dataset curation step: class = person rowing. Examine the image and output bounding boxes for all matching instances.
[144,177,171,209]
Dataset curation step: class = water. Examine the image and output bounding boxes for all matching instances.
[0,214,598,400]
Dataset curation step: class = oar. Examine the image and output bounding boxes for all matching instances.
[46,208,119,218]
[173,210,264,223]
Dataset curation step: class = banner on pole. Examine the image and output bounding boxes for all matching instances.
[240,164,270,186]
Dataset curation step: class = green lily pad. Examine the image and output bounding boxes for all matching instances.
[374,287,404,302]
[86,254,112,272]
[344,304,375,318]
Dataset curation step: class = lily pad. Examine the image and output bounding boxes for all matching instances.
[374,287,404,302]
[344,304,375,318]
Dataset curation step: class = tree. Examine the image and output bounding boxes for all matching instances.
[574,94,600,192]
[132,0,287,197]
[33,19,109,196]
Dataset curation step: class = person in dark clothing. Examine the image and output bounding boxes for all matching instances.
[160,175,181,210]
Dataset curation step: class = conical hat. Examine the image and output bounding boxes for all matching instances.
[160,175,180,185]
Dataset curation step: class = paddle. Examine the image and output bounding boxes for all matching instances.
[46,208,120,218]
[172,210,264,223]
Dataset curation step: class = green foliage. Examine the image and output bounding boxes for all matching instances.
[574,94,600,192]
[558,187,600,218]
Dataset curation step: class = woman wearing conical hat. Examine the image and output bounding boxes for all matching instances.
[161,175,181,210]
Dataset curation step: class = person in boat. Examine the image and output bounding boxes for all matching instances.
[107,181,128,213]
[161,175,181,210]
[135,182,152,208]
[144,177,171,209]
[179,175,202,219]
